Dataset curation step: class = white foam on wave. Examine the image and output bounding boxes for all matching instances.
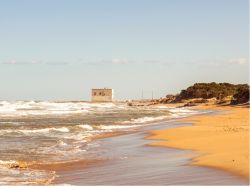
[169,108,198,113]
[90,103,116,108]
[20,127,70,133]
[62,132,94,141]
[131,116,168,123]
[35,140,87,156]
[77,124,94,130]
[0,101,118,116]
[0,121,24,125]
[154,105,174,109]
[0,159,56,185]
[121,115,169,125]
[0,127,70,134]
[168,107,200,118]
[98,124,141,130]
[0,160,17,165]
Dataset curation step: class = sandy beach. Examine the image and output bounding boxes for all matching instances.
[148,104,249,180]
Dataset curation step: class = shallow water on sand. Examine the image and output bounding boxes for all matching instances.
[53,121,249,185]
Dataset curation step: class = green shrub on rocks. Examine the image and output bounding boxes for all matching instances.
[169,83,249,104]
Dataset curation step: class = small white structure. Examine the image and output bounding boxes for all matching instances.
[91,88,114,102]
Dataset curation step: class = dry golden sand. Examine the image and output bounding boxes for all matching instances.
[147,104,249,179]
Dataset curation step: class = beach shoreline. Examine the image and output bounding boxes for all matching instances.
[3,102,248,185]
[147,103,249,180]
[49,110,248,185]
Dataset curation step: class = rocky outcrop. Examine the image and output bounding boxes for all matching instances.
[231,87,250,105]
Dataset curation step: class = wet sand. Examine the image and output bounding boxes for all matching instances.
[148,104,249,180]
[52,117,248,185]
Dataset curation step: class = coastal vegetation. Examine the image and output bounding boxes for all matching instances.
[231,86,250,104]
[159,82,249,105]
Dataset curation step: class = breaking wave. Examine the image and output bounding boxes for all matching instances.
[77,124,94,130]
[0,101,205,185]
[0,127,70,135]
[0,101,116,117]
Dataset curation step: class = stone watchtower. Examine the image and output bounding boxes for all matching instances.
[91,88,114,102]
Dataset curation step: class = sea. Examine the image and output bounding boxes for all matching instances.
[0,101,202,185]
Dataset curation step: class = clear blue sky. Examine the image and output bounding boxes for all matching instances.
[0,0,249,100]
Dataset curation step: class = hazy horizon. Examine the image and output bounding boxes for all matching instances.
[0,0,249,101]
